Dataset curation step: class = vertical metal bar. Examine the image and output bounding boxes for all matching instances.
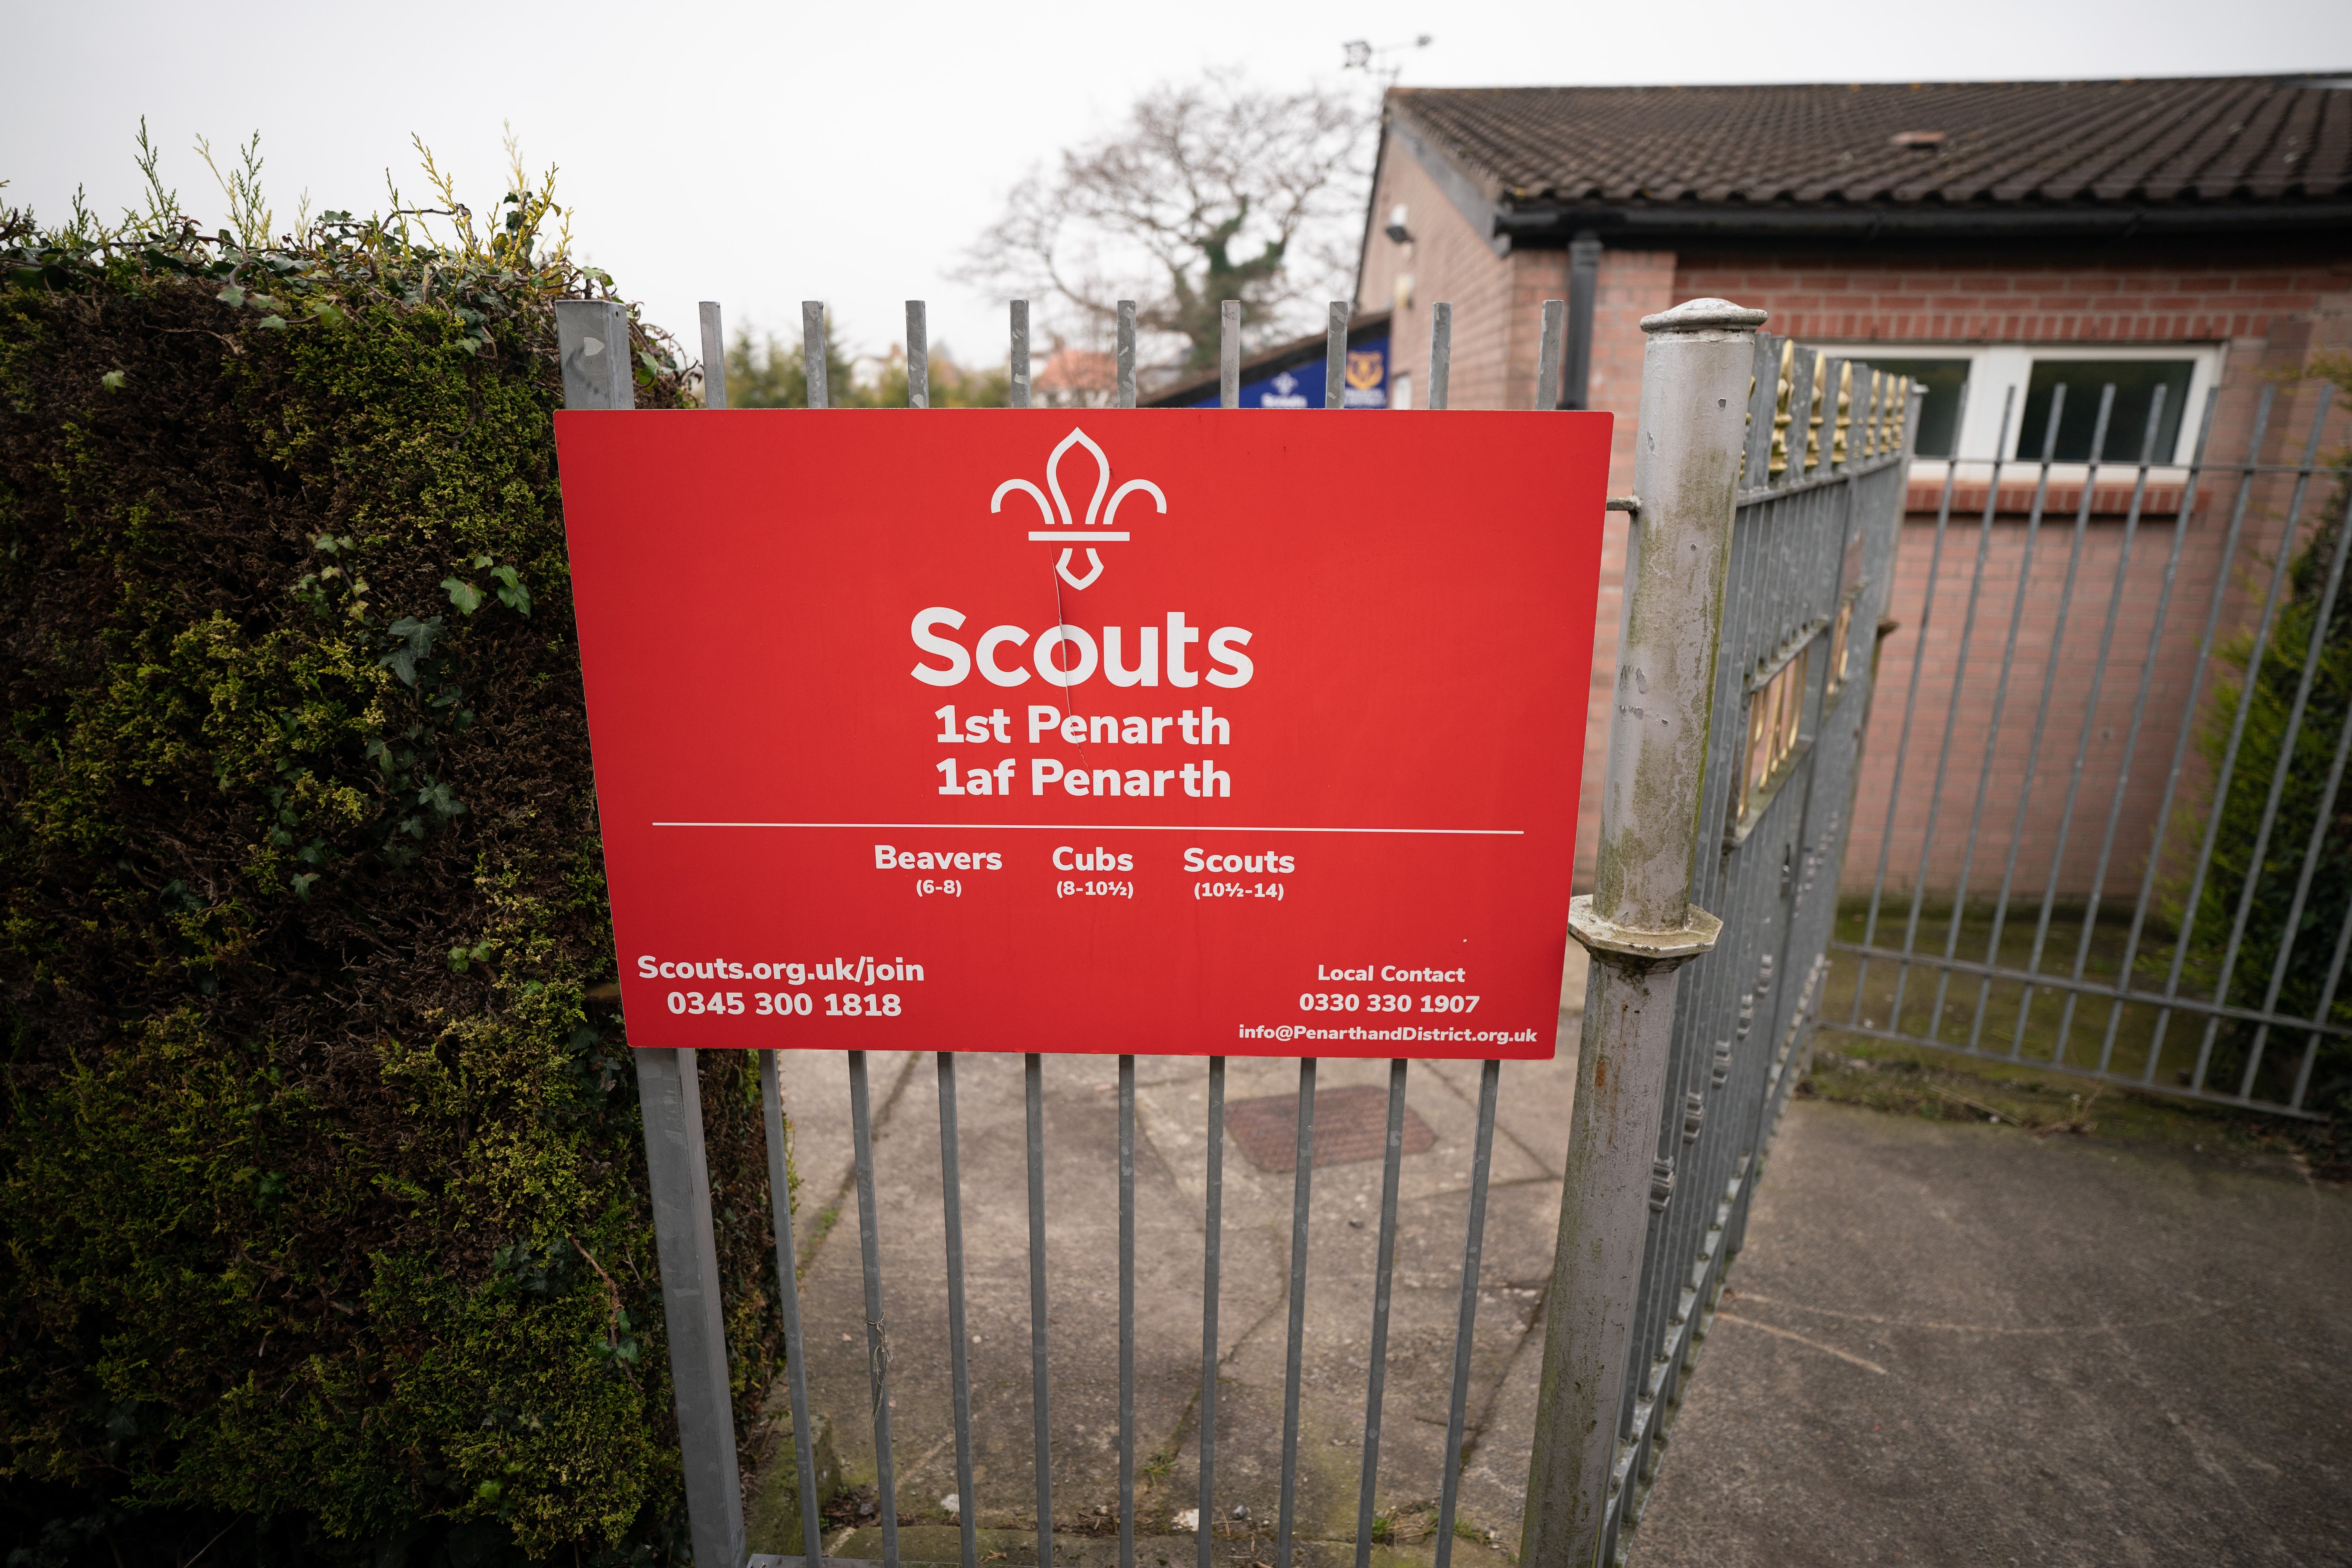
[1561,233,1600,410]
[1523,299,1757,1566]
[761,1052,826,1568]
[1432,1060,1501,1568]
[1740,332,1777,489]
[2291,825,2352,1110]
[553,299,634,409]
[1275,1060,1316,1568]
[1009,301,1031,409]
[1325,303,1351,409]
[559,333,738,1561]
[1220,303,1240,409]
[803,302,829,411]
[1428,303,1452,412]
[699,301,729,410]
[1118,1054,1137,1568]
[635,1049,747,1568]
[1353,1059,1410,1568]
[1987,385,2115,1058]
[2242,517,2352,1095]
[2201,392,2346,1091]
[847,1051,899,1568]
[1782,350,1816,488]
[937,1054,978,1568]
[1117,301,1138,410]
[1851,380,1971,1023]
[1535,299,1565,412]
[1930,387,2063,1045]
[2052,386,2189,1064]
[1197,1058,1226,1568]
[2159,392,2330,1089]
[1026,1053,1053,1568]
[2104,387,2275,1076]
[906,301,929,409]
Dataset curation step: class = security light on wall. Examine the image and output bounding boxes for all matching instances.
[1385,205,1413,244]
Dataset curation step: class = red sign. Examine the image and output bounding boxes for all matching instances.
[554,410,1608,1057]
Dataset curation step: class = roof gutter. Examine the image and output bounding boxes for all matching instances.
[1490,198,2352,245]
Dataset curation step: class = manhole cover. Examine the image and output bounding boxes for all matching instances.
[1225,1084,1436,1171]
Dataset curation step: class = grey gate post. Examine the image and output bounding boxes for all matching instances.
[554,299,748,1568]
[1519,298,1764,1566]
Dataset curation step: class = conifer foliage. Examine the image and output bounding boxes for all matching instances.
[0,162,779,1565]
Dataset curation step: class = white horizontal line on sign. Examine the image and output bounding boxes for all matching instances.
[652,821,1524,836]
[1027,532,1130,541]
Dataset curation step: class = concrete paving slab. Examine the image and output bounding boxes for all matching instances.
[1629,1100,2352,1568]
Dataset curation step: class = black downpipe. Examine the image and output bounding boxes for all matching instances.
[1559,231,1601,410]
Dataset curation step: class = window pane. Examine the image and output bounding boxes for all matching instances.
[1861,358,1970,458]
[2018,359,2193,463]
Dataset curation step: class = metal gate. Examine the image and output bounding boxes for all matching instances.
[1519,316,1920,1566]
[553,296,1917,1568]
[1825,368,2350,1120]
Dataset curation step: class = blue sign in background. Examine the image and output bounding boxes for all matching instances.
[1185,334,1390,410]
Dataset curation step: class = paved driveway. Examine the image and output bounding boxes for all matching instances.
[1633,1102,2352,1568]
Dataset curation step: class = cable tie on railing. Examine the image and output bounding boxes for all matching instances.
[867,1316,889,1414]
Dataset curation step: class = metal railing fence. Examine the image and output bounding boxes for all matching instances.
[1827,369,2352,1120]
[553,295,1916,1568]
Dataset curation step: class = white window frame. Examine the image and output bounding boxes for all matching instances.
[1807,341,2226,466]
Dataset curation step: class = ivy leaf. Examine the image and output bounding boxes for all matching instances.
[488,565,531,617]
[418,780,467,820]
[100,370,125,391]
[256,315,287,330]
[378,615,444,686]
[441,577,482,615]
[217,283,245,308]
[289,872,319,900]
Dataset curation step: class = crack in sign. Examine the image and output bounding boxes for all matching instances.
[991,426,1166,590]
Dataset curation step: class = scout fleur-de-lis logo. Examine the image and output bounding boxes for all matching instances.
[992,427,1165,590]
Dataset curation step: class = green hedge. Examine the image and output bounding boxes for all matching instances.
[0,201,780,1564]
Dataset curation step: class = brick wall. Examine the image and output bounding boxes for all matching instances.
[1358,139,1674,885]
[1671,250,2351,347]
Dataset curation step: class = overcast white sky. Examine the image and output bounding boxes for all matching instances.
[9,0,2348,373]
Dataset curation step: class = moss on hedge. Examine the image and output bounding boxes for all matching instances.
[0,206,780,1563]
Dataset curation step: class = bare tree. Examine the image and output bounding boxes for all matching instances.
[962,71,1373,375]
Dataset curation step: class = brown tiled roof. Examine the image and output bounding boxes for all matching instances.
[1391,76,2352,208]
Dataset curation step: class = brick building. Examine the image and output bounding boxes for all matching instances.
[1352,75,2352,889]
